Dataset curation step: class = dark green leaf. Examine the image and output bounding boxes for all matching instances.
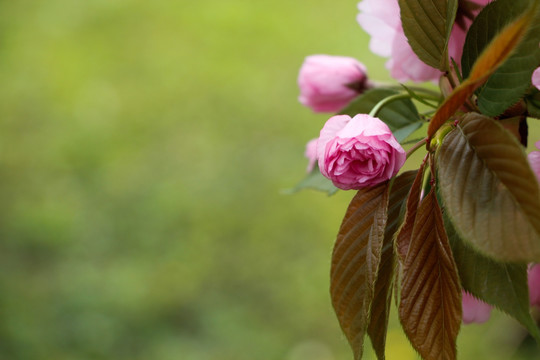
[368,171,416,360]
[428,2,536,138]
[398,0,458,69]
[340,88,422,143]
[461,0,540,116]
[331,182,390,360]
[526,91,540,119]
[437,112,540,262]
[444,213,540,341]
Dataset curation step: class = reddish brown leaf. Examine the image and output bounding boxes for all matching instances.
[330,182,390,359]
[437,113,540,262]
[368,171,416,360]
[427,3,537,138]
[395,163,426,263]
[399,189,462,360]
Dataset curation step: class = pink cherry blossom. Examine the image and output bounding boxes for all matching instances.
[304,138,318,173]
[316,114,405,190]
[533,67,540,91]
[357,0,491,82]
[462,291,492,324]
[528,264,540,308]
[298,55,369,113]
[528,141,540,182]
[526,147,540,308]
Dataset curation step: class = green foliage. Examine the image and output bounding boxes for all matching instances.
[444,214,540,341]
[398,0,458,70]
[316,0,540,359]
[341,88,422,143]
[528,90,540,119]
[461,0,540,116]
[428,2,536,138]
[286,164,338,195]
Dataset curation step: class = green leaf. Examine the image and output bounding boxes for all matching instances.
[399,189,461,360]
[340,88,422,143]
[437,112,540,262]
[285,164,338,195]
[368,171,416,360]
[330,182,390,360]
[398,0,458,69]
[400,84,441,108]
[526,90,540,119]
[461,0,540,116]
[444,214,540,341]
[428,2,537,138]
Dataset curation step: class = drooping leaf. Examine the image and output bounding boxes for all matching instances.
[444,213,540,341]
[437,112,540,262]
[398,0,458,69]
[285,164,338,195]
[368,171,416,360]
[395,163,426,263]
[427,3,537,138]
[399,189,461,360]
[330,182,390,360]
[461,0,540,116]
[340,88,422,143]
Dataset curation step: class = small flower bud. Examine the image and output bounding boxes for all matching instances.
[298,55,369,113]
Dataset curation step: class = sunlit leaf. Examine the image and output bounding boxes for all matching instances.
[461,0,540,116]
[427,2,536,138]
[444,214,540,341]
[398,0,458,69]
[399,189,461,360]
[437,113,540,262]
[340,88,422,143]
[368,171,416,360]
[330,182,390,359]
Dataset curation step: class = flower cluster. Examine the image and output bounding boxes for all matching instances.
[293,0,540,359]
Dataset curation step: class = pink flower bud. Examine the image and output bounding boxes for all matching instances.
[316,114,406,190]
[298,55,369,113]
[533,67,540,91]
[304,138,318,173]
[528,264,540,308]
[462,291,492,324]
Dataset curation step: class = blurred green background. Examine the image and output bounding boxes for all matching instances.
[0,1,537,359]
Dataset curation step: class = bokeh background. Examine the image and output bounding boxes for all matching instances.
[0,1,538,359]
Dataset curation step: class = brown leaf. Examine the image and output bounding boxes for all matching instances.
[395,164,426,263]
[368,171,416,360]
[427,3,537,138]
[330,182,390,359]
[399,189,462,360]
[437,113,540,262]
